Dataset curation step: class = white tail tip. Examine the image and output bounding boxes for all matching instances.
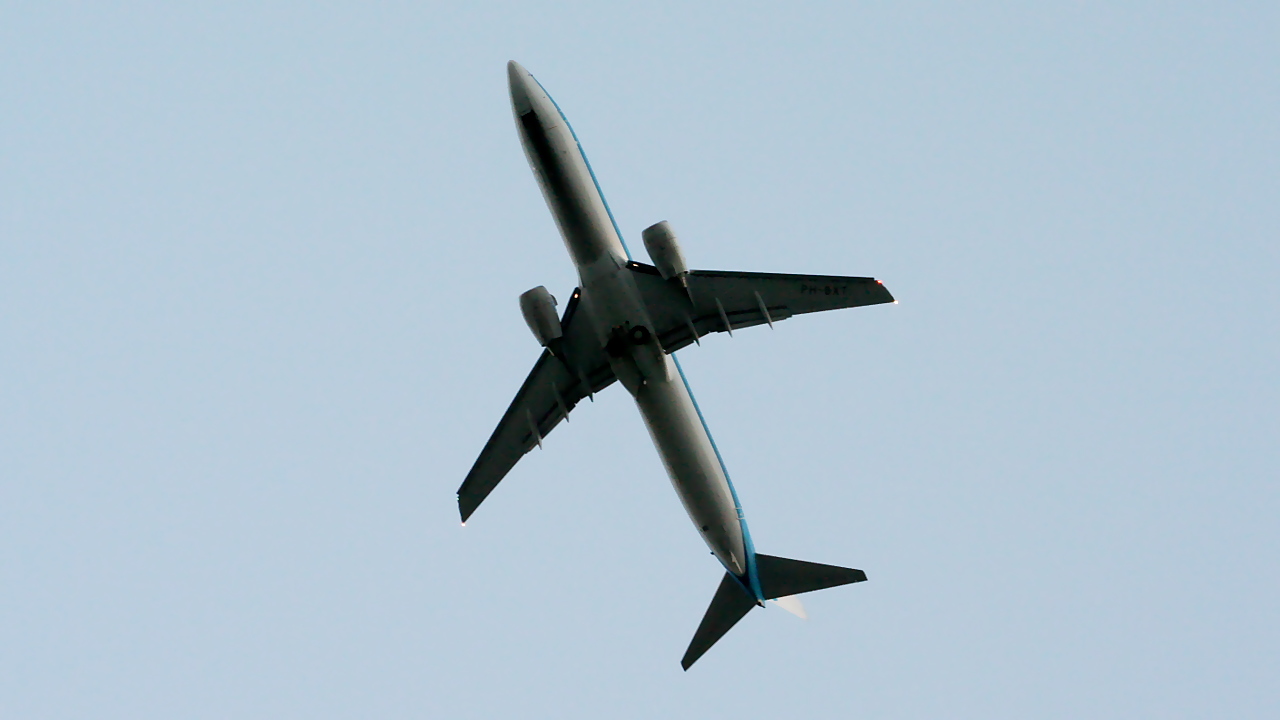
[772,594,808,620]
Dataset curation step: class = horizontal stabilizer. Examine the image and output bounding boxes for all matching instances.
[755,553,867,599]
[681,573,756,671]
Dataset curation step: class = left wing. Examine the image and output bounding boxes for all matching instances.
[626,261,894,353]
[457,290,615,522]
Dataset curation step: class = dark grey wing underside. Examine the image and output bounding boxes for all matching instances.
[459,264,890,521]
[457,290,615,522]
[626,262,895,353]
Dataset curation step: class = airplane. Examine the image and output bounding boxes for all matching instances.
[458,61,896,670]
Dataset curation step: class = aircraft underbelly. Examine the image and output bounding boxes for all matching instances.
[634,354,746,576]
[513,75,627,270]
[513,60,745,576]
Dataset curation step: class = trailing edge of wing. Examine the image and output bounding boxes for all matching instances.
[456,291,615,522]
[626,262,894,353]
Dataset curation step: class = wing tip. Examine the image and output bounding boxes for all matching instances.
[873,279,895,305]
[458,493,479,523]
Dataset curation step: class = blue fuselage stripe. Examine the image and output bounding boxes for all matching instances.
[533,73,762,597]
[534,77,634,261]
[672,355,762,600]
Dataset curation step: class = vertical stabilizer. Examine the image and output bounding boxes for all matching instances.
[772,594,808,619]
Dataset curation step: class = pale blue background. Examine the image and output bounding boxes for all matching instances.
[3,2,1277,718]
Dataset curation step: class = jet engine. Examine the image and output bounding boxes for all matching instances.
[641,221,688,281]
[519,286,562,347]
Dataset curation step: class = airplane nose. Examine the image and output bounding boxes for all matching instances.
[507,60,535,115]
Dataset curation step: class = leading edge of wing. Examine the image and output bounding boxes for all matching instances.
[456,290,615,522]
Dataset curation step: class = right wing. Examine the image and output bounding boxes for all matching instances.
[457,289,615,522]
[626,262,895,353]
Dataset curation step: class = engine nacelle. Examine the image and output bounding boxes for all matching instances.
[519,286,562,347]
[641,221,688,281]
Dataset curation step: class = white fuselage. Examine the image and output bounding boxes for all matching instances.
[508,62,747,577]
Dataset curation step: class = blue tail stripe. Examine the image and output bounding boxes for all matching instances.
[672,355,763,601]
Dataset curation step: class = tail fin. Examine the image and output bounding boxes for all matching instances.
[680,555,867,670]
[681,573,756,670]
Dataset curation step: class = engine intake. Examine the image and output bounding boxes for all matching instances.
[518,286,562,347]
[641,221,688,281]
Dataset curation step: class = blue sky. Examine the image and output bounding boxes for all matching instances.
[2,3,1277,717]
